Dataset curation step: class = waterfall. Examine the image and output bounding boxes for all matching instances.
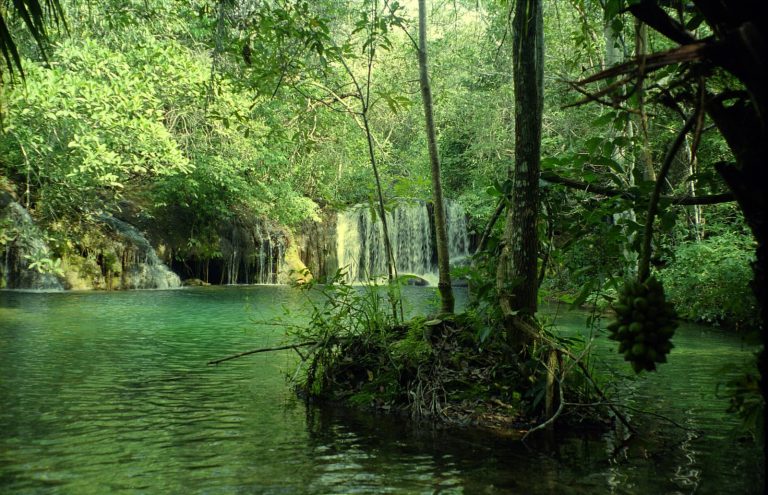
[98,215,181,289]
[220,220,285,285]
[0,200,64,290]
[445,200,470,263]
[336,200,470,285]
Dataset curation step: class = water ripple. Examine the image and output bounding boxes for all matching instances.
[1,288,763,494]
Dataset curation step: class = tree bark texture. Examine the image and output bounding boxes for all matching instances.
[497,0,543,339]
[418,0,454,314]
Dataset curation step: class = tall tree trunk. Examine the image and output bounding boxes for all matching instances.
[634,20,656,182]
[497,0,543,345]
[605,13,638,276]
[417,0,454,314]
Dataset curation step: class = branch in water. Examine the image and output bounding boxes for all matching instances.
[207,341,318,366]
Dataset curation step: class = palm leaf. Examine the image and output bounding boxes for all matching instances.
[0,0,66,80]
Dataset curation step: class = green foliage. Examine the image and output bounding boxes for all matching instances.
[390,317,432,367]
[659,233,758,328]
[0,0,65,82]
[1,11,321,257]
[287,270,397,400]
[1,37,193,220]
[24,252,63,276]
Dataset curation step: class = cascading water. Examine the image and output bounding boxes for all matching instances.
[98,215,181,289]
[445,200,470,264]
[220,221,285,285]
[0,200,64,290]
[336,200,470,285]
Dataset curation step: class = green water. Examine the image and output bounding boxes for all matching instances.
[0,287,763,494]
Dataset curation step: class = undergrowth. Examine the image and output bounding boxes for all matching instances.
[287,270,607,431]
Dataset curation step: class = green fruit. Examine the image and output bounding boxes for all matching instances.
[618,341,629,353]
[633,297,648,310]
[632,310,646,322]
[631,343,646,357]
[647,349,658,362]
[629,322,644,333]
[614,304,630,316]
[606,321,620,333]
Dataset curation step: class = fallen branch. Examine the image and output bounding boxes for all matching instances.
[564,400,696,432]
[573,360,636,434]
[207,341,318,366]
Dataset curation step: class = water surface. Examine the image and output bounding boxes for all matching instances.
[0,287,763,493]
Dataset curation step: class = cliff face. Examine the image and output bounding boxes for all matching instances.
[0,194,64,291]
[1,192,470,290]
[295,210,339,283]
[1,192,181,291]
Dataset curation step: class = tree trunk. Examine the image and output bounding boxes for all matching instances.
[634,20,656,182]
[362,111,397,284]
[707,97,768,447]
[497,0,543,345]
[605,13,638,276]
[417,0,454,314]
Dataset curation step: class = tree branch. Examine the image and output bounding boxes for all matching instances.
[626,1,697,45]
[475,197,507,255]
[639,106,700,281]
[540,170,734,205]
[207,341,317,365]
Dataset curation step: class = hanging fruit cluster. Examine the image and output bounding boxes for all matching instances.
[607,277,677,373]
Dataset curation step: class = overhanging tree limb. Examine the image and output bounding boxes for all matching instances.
[540,170,733,205]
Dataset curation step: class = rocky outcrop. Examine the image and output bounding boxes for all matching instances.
[0,195,181,291]
[0,197,64,290]
[96,214,181,289]
[296,211,338,283]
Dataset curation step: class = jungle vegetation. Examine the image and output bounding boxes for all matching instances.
[1,0,764,441]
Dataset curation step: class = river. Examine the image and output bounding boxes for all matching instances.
[0,286,763,494]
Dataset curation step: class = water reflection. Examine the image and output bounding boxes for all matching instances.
[0,287,763,494]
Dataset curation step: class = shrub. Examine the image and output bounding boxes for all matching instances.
[659,233,758,328]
